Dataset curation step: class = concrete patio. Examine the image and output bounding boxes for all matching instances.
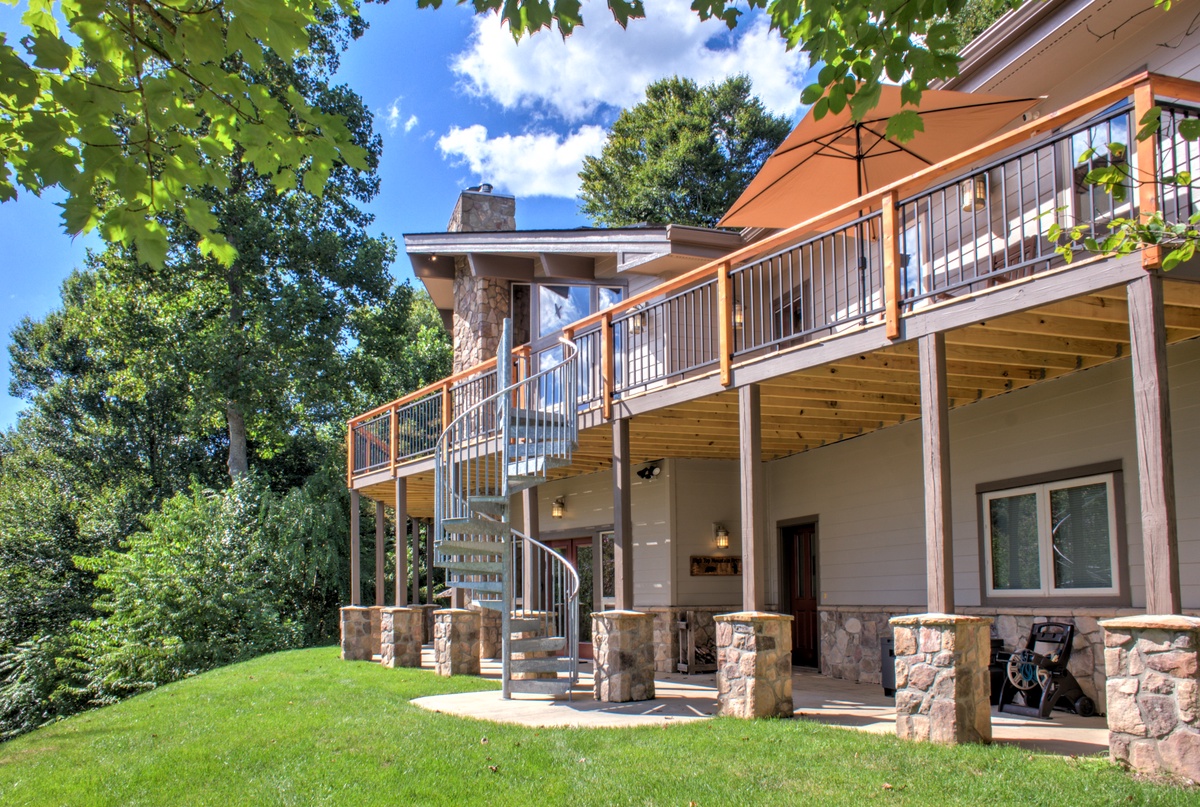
[409,649,1109,756]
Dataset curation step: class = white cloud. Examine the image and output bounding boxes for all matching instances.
[404,114,419,133]
[382,98,419,135]
[451,0,809,121]
[438,125,609,198]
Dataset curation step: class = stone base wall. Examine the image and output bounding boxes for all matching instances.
[819,605,1196,714]
[715,612,794,719]
[433,609,481,677]
[411,604,439,645]
[1101,615,1200,782]
[592,611,655,702]
[891,614,992,745]
[381,607,423,669]
[467,601,502,660]
[646,606,736,673]
[340,606,374,661]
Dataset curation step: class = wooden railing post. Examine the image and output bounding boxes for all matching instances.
[717,261,734,386]
[600,313,614,420]
[1134,80,1162,270]
[346,423,354,487]
[440,381,452,432]
[882,191,903,340]
[388,405,398,476]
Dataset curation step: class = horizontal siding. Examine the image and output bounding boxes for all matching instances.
[766,337,1200,611]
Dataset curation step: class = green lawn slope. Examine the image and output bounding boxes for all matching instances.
[0,647,1193,806]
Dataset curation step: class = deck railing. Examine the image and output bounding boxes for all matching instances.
[349,72,1200,480]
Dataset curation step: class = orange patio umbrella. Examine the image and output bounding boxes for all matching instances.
[719,86,1041,230]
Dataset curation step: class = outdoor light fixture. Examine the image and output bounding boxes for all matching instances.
[714,523,730,550]
[732,302,745,329]
[552,497,566,519]
[960,176,987,213]
[636,463,661,481]
[630,310,647,335]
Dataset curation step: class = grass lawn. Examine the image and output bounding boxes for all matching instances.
[0,647,1193,806]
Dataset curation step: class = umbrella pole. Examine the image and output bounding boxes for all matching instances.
[856,126,868,325]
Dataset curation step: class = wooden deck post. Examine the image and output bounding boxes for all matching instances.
[425,520,435,605]
[918,333,954,614]
[739,384,766,611]
[613,417,634,610]
[882,191,903,340]
[375,500,386,607]
[718,261,734,386]
[601,313,615,420]
[349,490,361,606]
[441,382,452,432]
[395,476,407,607]
[1128,273,1181,613]
[346,423,354,488]
[522,487,541,610]
[411,517,421,606]
[1134,80,1162,270]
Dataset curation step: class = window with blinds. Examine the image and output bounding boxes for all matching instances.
[983,473,1119,598]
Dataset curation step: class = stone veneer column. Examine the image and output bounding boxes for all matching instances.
[340,606,374,661]
[889,614,992,744]
[448,190,515,373]
[380,607,423,669]
[592,611,655,702]
[1101,615,1199,781]
[468,601,502,660]
[411,603,440,644]
[715,612,794,718]
[433,609,481,677]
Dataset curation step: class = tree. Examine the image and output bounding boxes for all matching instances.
[578,75,790,228]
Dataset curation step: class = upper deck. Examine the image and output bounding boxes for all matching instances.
[348,73,1200,514]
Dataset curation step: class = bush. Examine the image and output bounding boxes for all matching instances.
[70,473,347,705]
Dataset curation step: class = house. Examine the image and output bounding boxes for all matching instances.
[343,0,1200,780]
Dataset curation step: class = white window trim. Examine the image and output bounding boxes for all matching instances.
[982,472,1120,599]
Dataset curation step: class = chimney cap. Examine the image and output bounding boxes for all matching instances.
[466,183,494,194]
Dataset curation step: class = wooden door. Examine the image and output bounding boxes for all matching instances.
[546,537,595,660]
[785,523,819,667]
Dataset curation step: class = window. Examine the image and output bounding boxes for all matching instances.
[983,472,1120,599]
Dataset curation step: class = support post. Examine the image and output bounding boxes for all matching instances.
[349,490,361,606]
[592,531,604,614]
[1133,81,1162,270]
[411,517,421,606]
[918,333,954,613]
[882,191,903,340]
[441,382,452,432]
[522,488,540,610]
[375,501,386,607]
[739,384,766,611]
[613,417,634,610]
[425,519,435,605]
[1127,273,1181,613]
[717,261,734,386]
[395,477,407,606]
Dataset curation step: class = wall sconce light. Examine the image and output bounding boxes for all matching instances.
[732,302,745,329]
[960,175,987,213]
[629,310,646,335]
[714,523,730,549]
[552,496,565,519]
[636,463,661,481]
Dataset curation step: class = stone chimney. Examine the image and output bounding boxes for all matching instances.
[450,186,515,373]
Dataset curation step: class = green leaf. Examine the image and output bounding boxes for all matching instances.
[883,110,923,143]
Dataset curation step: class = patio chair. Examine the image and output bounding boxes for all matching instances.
[996,621,1096,719]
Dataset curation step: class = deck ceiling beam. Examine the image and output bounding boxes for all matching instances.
[539,253,596,279]
[468,253,535,280]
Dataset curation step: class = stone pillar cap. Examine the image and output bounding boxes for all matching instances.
[433,608,475,615]
[1100,615,1200,631]
[380,606,415,613]
[714,611,794,622]
[341,605,372,612]
[591,610,651,619]
[889,613,992,627]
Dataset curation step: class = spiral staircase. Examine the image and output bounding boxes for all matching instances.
[433,319,581,698]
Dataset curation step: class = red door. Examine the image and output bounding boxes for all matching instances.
[545,537,597,660]
[785,524,819,667]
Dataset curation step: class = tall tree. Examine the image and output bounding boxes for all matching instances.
[579,76,790,228]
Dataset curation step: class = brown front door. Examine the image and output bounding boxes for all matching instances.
[784,523,819,667]
[545,536,612,660]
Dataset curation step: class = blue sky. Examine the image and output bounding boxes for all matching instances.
[0,0,811,429]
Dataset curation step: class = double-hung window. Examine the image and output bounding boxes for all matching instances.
[983,472,1120,599]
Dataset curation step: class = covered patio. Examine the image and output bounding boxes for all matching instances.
[411,651,1107,756]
